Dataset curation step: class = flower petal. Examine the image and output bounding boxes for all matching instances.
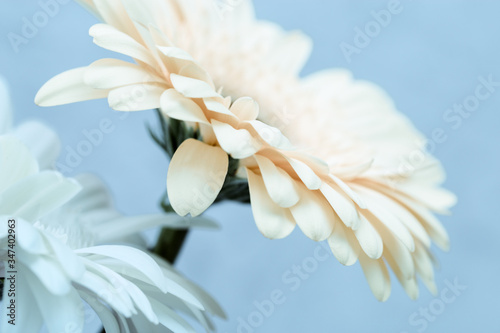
[254,154,299,208]
[35,67,110,106]
[246,169,296,239]
[85,58,163,89]
[108,83,165,111]
[289,183,337,241]
[211,120,261,159]
[167,139,228,217]
[89,23,158,68]
[170,74,220,98]
[160,89,209,124]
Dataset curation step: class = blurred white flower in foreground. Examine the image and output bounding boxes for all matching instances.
[0,78,224,333]
[36,0,456,300]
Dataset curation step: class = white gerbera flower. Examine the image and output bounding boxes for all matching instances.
[34,0,456,301]
[0,80,223,333]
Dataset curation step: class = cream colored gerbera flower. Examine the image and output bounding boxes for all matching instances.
[35,0,456,300]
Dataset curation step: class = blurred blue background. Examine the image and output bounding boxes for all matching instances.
[1,0,499,332]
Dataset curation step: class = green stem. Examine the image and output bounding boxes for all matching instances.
[153,200,189,264]
[153,228,189,264]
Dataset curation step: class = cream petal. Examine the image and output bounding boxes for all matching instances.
[267,31,312,76]
[400,183,457,214]
[254,154,299,208]
[160,89,209,124]
[246,169,296,239]
[329,175,367,209]
[289,183,336,241]
[92,0,142,40]
[413,241,435,281]
[35,67,110,106]
[178,63,214,89]
[89,24,158,68]
[354,214,384,260]
[328,222,360,266]
[85,58,163,89]
[167,139,228,217]
[285,157,322,190]
[320,183,361,230]
[211,120,261,159]
[108,83,165,111]
[230,97,259,121]
[397,195,450,251]
[170,74,220,98]
[359,254,391,302]
[248,120,294,150]
[157,46,195,61]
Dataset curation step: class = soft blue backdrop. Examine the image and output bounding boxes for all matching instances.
[1,1,499,332]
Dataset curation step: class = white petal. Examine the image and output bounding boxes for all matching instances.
[77,245,168,293]
[150,298,196,333]
[13,121,61,170]
[0,136,38,192]
[80,293,121,333]
[167,139,228,217]
[1,271,43,333]
[0,76,13,134]
[17,246,73,295]
[23,266,85,333]
[44,232,86,280]
[35,67,110,106]
[0,171,81,222]
[246,169,296,239]
[16,219,49,254]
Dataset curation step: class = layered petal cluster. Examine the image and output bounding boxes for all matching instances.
[36,0,456,300]
[1,81,223,333]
